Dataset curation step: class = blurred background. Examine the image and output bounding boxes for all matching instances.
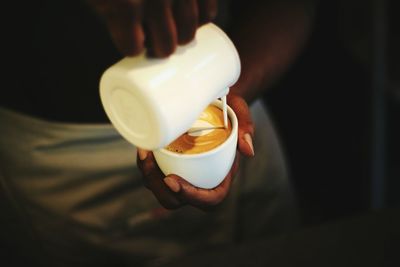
[263,0,399,225]
[1,0,399,266]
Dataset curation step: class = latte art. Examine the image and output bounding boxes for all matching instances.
[166,105,232,154]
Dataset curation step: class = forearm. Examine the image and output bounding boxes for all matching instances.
[227,0,317,102]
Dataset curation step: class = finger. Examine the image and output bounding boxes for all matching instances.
[144,0,178,57]
[197,0,218,25]
[136,148,149,173]
[137,151,183,209]
[173,0,199,44]
[137,148,149,161]
[230,152,240,178]
[241,133,254,157]
[227,94,255,157]
[227,94,254,135]
[168,169,234,208]
[103,2,145,56]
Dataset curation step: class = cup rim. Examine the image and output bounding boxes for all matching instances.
[157,100,238,158]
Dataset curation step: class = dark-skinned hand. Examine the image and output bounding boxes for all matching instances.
[87,0,218,57]
[137,94,255,210]
[88,1,254,210]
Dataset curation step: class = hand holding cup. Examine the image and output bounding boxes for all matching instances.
[137,93,254,210]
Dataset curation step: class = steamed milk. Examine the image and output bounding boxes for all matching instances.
[166,104,232,154]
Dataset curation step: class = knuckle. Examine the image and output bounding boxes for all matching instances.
[155,43,176,58]
[124,42,144,56]
[178,27,196,44]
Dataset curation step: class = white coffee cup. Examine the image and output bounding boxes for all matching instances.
[153,100,238,189]
[100,23,241,150]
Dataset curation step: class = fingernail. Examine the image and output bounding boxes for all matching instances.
[244,133,255,156]
[164,177,181,193]
[138,149,149,161]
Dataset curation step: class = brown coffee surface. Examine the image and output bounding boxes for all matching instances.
[166,105,232,154]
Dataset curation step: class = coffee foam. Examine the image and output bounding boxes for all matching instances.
[166,105,232,154]
[187,120,216,137]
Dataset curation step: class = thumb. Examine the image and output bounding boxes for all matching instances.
[227,94,255,157]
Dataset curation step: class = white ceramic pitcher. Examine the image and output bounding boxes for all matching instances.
[100,23,241,150]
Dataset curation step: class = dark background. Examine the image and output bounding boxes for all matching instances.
[1,0,399,266]
[263,0,400,225]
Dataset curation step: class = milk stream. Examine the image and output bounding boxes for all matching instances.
[222,95,228,129]
[187,96,229,136]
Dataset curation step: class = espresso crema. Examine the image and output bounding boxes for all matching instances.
[166,105,232,154]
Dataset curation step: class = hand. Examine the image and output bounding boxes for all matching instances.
[87,0,218,57]
[137,93,254,210]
